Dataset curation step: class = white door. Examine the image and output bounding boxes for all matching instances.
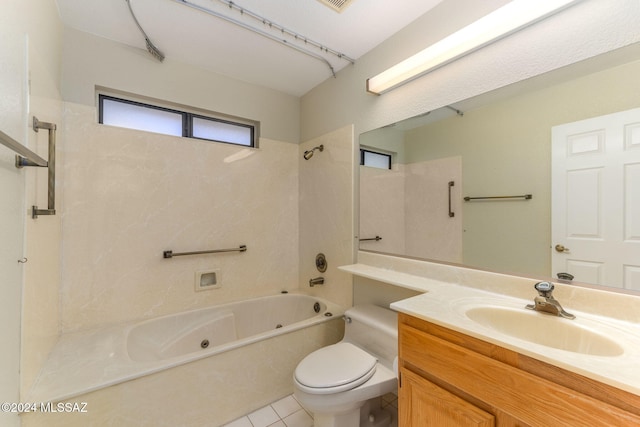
[552,108,640,290]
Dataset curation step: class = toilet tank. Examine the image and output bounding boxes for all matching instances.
[343,305,398,366]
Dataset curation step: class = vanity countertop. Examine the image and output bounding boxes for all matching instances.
[339,262,640,397]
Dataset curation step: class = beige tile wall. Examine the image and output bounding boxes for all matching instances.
[299,125,355,308]
[60,102,301,332]
[360,156,463,263]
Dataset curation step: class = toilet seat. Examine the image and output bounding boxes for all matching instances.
[294,342,377,395]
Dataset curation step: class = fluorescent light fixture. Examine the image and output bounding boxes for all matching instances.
[366,0,581,95]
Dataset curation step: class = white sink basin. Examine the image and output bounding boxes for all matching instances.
[465,306,624,357]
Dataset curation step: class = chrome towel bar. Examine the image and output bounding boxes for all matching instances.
[163,245,247,259]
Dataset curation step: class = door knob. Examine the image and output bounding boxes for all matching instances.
[555,244,570,253]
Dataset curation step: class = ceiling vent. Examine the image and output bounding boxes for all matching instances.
[317,0,355,13]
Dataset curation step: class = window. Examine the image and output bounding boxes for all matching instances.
[360,148,392,169]
[100,97,183,137]
[98,94,258,147]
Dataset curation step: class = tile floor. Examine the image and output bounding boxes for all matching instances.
[222,395,312,427]
[222,393,398,427]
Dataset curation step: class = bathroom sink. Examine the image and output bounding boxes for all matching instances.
[464,306,624,357]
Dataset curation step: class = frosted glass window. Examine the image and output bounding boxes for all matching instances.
[361,149,391,169]
[98,94,258,147]
[101,98,183,137]
[192,116,253,146]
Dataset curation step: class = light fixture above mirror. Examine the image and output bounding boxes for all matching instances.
[366,0,581,95]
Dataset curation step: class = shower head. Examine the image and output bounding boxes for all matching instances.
[303,145,324,160]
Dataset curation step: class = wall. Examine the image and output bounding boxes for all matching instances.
[359,125,406,164]
[358,126,406,254]
[299,125,354,308]
[359,164,405,254]
[359,157,463,262]
[61,102,299,331]
[0,1,63,420]
[57,27,305,333]
[62,28,300,144]
[0,19,27,426]
[404,157,462,262]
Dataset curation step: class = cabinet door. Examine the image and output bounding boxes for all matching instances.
[400,368,495,427]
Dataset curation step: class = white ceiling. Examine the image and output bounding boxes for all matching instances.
[54,0,445,97]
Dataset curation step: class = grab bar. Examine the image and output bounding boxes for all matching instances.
[163,245,247,259]
[464,194,532,201]
[5,117,58,219]
[448,181,455,217]
[359,236,382,242]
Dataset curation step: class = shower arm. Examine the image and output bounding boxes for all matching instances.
[303,144,324,160]
[359,236,382,242]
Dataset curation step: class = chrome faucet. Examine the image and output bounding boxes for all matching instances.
[309,277,324,287]
[525,281,575,319]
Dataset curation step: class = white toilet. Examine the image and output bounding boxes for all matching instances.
[293,305,398,427]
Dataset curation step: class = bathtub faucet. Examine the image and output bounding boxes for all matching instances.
[309,277,324,287]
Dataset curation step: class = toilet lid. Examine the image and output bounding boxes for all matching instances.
[294,343,377,394]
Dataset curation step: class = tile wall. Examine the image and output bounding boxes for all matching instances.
[360,157,462,264]
[60,102,301,332]
[298,125,355,308]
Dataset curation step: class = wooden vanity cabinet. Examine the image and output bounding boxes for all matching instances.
[398,313,640,427]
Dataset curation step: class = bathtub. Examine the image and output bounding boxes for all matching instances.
[23,293,345,427]
[127,293,339,362]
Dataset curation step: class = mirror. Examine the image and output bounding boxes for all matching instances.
[359,44,640,291]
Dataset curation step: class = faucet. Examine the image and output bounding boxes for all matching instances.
[309,277,324,287]
[525,281,575,319]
